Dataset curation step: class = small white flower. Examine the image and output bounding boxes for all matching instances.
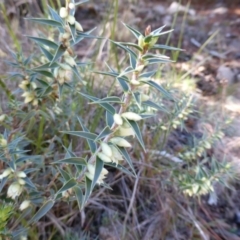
[130,79,141,85]
[0,114,6,122]
[19,80,29,90]
[118,126,135,137]
[21,92,35,104]
[0,138,7,147]
[110,145,123,164]
[113,114,123,125]
[0,168,13,179]
[59,7,68,18]
[7,182,23,199]
[135,65,144,72]
[75,21,83,31]
[68,3,75,9]
[17,171,26,178]
[110,137,132,148]
[140,93,150,101]
[67,15,76,25]
[18,179,26,185]
[65,56,76,67]
[97,152,112,163]
[86,163,108,184]
[101,142,112,157]
[19,200,31,211]
[121,112,142,121]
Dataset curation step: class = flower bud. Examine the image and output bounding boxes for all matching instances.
[130,79,141,85]
[110,145,123,162]
[22,92,35,104]
[113,114,123,125]
[67,15,76,25]
[110,137,132,148]
[97,152,112,162]
[101,142,112,157]
[0,114,6,122]
[135,65,144,72]
[19,80,29,90]
[121,112,142,121]
[117,126,135,137]
[60,7,68,18]
[65,56,76,67]
[141,93,150,101]
[17,171,26,178]
[18,179,26,185]
[19,200,31,211]
[138,35,145,48]
[68,3,75,9]
[0,168,13,179]
[75,21,83,32]
[0,138,7,147]
[7,182,23,199]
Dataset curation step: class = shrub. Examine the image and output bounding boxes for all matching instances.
[0,0,235,238]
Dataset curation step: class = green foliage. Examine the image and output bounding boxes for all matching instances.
[0,0,236,238]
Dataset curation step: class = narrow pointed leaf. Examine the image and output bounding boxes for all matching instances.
[95,126,112,141]
[68,22,76,42]
[57,167,71,181]
[57,178,77,194]
[39,46,53,61]
[26,18,63,28]
[117,76,129,91]
[77,117,97,153]
[104,162,135,177]
[53,157,87,165]
[74,186,83,210]
[27,36,59,50]
[142,100,169,113]
[50,44,67,65]
[122,22,142,39]
[139,70,157,79]
[106,111,114,128]
[126,120,145,151]
[84,176,92,205]
[151,44,183,51]
[61,131,97,141]
[29,200,55,224]
[116,42,142,51]
[115,146,136,176]
[80,92,115,114]
[91,157,104,191]
[142,80,174,100]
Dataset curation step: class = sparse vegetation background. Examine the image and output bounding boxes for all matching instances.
[1,0,240,239]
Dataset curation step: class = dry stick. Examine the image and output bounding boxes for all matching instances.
[123,169,142,228]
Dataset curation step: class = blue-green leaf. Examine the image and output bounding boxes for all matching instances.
[95,126,112,141]
[29,200,55,224]
[142,80,174,100]
[57,167,70,181]
[79,92,115,114]
[77,117,97,153]
[53,157,87,165]
[122,22,142,39]
[104,162,135,177]
[62,131,97,141]
[27,36,59,50]
[26,18,63,28]
[126,119,145,151]
[115,146,136,176]
[91,157,104,191]
[142,100,169,113]
[74,186,83,210]
[57,178,77,194]
[50,44,67,65]
[106,111,114,128]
